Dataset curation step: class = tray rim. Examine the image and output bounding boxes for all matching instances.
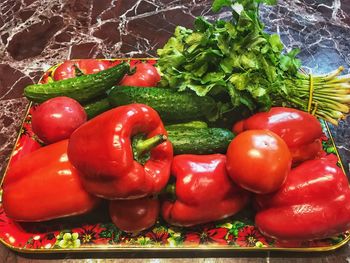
[1,57,349,254]
[1,236,350,254]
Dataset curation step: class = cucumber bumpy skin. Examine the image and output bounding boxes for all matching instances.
[24,62,130,103]
[108,86,218,122]
[166,127,235,155]
[83,97,112,120]
[165,120,208,129]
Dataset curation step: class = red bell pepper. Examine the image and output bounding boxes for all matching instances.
[68,103,173,200]
[109,196,159,233]
[162,154,249,227]
[255,155,350,241]
[2,140,100,222]
[8,131,41,168]
[233,107,324,165]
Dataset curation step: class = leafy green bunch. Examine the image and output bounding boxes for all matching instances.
[157,0,350,124]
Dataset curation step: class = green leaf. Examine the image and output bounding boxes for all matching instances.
[279,48,301,74]
[202,72,226,84]
[185,32,204,46]
[225,22,237,38]
[186,82,217,96]
[158,51,185,69]
[260,56,277,81]
[269,34,284,53]
[260,44,270,54]
[212,0,232,12]
[157,29,185,54]
[279,55,292,71]
[185,32,205,53]
[239,92,255,111]
[227,83,241,107]
[194,17,213,32]
[193,63,209,77]
[240,53,259,69]
[220,56,235,73]
[247,84,267,98]
[247,36,267,50]
[217,34,230,55]
[229,73,249,90]
[257,0,277,5]
[237,10,254,31]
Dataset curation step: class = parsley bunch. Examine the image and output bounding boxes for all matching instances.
[157,0,350,124]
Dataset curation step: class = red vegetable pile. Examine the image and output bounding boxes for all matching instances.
[3,59,350,245]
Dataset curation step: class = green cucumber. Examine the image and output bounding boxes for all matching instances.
[108,86,217,122]
[165,120,208,129]
[84,97,112,119]
[166,126,234,155]
[24,62,130,103]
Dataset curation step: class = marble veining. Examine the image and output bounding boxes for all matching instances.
[0,98,28,176]
[260,1,350,74]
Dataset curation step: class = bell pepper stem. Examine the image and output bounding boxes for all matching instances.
[73,64,84,76]
[160,183,176,201]
[134,134,167,158]
[165,183,175,195]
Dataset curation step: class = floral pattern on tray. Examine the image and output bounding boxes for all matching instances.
[0,202,347,251]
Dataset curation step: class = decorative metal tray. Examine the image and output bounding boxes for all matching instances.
[0,59,349,253]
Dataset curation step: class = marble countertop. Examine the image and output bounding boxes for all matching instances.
[1,0,350,261]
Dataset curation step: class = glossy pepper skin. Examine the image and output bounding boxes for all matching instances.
[8,132,41,167]
[68,103,173,200]
[2,140,99,222]
[255,155,350,241]
[233,107,323,165]
[162,154,249,227]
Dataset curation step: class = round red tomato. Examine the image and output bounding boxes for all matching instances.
[31,97,87,144]
[53,59,114,81]
[119,62,161,87]
[226,130,292,194]
[109,197,159,233]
